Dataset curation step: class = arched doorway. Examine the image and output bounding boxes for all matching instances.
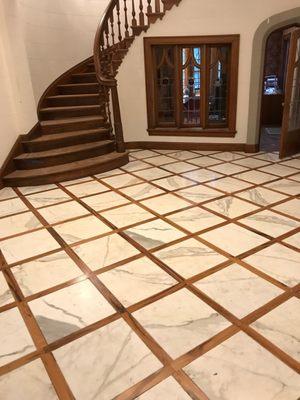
[246,8,300,151]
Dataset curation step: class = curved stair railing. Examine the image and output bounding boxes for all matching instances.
[93,0,181,153]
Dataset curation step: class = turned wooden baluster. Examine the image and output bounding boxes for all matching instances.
[109,10,115,45]
[155,0,161,13]
[139,0,145,26]
[147,0,152,14]
[123,0,130,38]
[131,0,137,27]
[116,0,122,42]
[104,20,110,48]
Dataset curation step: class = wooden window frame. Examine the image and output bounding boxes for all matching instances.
[144,35,240,137]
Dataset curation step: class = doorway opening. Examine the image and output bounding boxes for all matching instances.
[259,25,299,153]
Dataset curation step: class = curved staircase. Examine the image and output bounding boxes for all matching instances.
[2,0,182,187]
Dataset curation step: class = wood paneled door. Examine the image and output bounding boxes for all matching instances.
[280,28,300,158]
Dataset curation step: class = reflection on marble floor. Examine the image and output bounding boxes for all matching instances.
[0,150,299,399]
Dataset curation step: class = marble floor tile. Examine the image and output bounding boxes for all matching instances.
[18,184,57,195]
[1,229,60,265]
[60,176,94,186]
[102,203,155,228]
[101,173,143,188]
[118,182,165,200]
[193,264,283,318]
[199,223,269,256]
[144,155,177,166]
[243,243,300,287]
[251,298,300,361]
[0,212,42,239]
[272,198,300,219]
[254,152,282,162]
[206,177,253,193]
[94,169,125,178]
[0,307,35,366]
[25,188,72,208]
[12,251,82,296]
[182,168,223,183]
[53,215,112,244]
[133,289,231,358]
[29,280,115,342]
[166,150,198,161]
[121,160,152,172]
[81,190,129,212]
[154,238,227,279]
[193,151,221,155]
[141,194,190,215]
[234,170,277,184]
[232,157,270,168]
[66,180,108,197]
[0,187,17,201]
[137,377,191,399]
[175,185,223,203]
[264,178,300,195]
[54,319,162,400]
[208,162,248,175]
[211,152,245,162]
[184,331,300,400]
[0,197,28,218]
[166,207,225,233]
[288,172,300,182]
[38,201,89,224]
[187,156,221,167]
[204,196,260,218]
[154,176,195,191]
[239,210,299,237]
[131,150,159,159]
[124,219,185,250]
[258,164,298,177]
[132,167,173,181]
[236,187,288,206]
[283,232,300,249]
[162,162,198,174]
[0,272,15,306]
[100,257,176,307]
[280,158,300,169]
[74,233,140,271]
[0,359,58,400]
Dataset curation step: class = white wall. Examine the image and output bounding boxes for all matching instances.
[118,0,300,144]
[18,0,109,102]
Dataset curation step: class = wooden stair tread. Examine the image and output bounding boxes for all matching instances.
[40,105,100,113]
[5,152,127,179]
[40,115,104,126]
[47,94,99,100]
[58,83,98,88]
[28,128,110,143]
[15,141,113,159]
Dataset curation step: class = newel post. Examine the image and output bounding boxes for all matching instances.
[111,84,126,153]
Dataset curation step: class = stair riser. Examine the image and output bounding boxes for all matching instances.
[40,107,101,120]
[23,132,110,152]
[58,84,99,95]
[5,154,129,187]
[71,74,98,83]
[46,96,99,107]
[41,119,104,134]
[15,142,115,170]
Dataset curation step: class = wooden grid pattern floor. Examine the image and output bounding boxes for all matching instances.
[0,149,299,400]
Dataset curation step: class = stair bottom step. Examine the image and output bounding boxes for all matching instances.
[4,152,129,186]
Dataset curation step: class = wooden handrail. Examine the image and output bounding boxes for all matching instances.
[93,0,181,153]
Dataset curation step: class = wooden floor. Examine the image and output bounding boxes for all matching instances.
[0,149,299,399]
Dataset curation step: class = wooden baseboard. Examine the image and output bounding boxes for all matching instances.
[125,141,259,153]
[0,123,40,188]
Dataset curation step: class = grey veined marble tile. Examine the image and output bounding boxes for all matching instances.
[0,359,58,400]
[184,332,300,400]
[54,319,162,400]
[137,377,191,399]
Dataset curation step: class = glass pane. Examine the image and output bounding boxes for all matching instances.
[208,45,230,125]
[155,46,175,124]
[288,38,300,131]
[182,47,201,126]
